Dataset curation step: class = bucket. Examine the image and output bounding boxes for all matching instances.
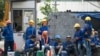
[7,52,15,56]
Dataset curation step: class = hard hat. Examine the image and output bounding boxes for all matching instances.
[74,23,80,28]
[41,19,47,22]
[55,35,61,39]
[85,16,91,21]
[6,20,11,23]
[29,20,34,23]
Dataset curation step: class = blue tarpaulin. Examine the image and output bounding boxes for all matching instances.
[73,12,100,20]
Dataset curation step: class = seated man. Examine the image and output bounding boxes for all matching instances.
[54,35,63,56]
[24,35,39,56]
[63,35,75,56]
[40,31,51,56]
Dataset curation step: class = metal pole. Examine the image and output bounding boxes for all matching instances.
[54,0,57,12]
[34,0,37,36]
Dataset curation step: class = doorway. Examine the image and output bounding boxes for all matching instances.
[13,10,23,32]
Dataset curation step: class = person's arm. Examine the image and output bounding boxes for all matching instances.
[38,27,42,35]
[24,41,35,51]
[33,28,36,36]
[2,27,6,37]
[23,28,28,40]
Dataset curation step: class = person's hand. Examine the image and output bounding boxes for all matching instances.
[35,41,39,44]
[75,37,79,40]
[91,43,95,46]
[86,38,91,41]
[30,44,33,46]
[56,45,61,49]
[85,32,88,35]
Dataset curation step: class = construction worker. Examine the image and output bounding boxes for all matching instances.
[40,31,51,56]
[54,34,63,56]
[40,31,50,46]
[63,35,75,56]
[90,30,98,55]
[2,20,14,56]
[73,23,84,56]
[24,35,39,56]
[23,20,36,40]
[83,16,92,56]
[38,19,48,35]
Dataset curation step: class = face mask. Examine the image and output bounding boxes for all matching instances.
[7,23,12,27]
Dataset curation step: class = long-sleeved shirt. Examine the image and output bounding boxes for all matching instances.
[38,26,48,35]
[2,24,14,41]
[74,29,84,43]
[83,22,92,38]
[63,41,73,50]
[23,26,36,40]
[24,39,35,52]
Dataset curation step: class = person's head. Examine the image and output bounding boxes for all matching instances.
[66,35,71,42]
[41,19,47,26]
[42,31,48,39]
[6,20,12,27]
[29,20,34,26]
[74,23,81,30]
[95,31,98,36]
[85,16,91,22]
[55,34,61,43]
[30,35,36,42]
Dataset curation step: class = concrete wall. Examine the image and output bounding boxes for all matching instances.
[48,12,84,40]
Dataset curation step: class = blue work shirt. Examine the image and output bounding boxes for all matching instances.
[83,22,92,38]
[49,40,56,46]
[23,26,36,40]
[24,39,35,52]
[2,24,14,41]
[63,41,73,50]
[74,29,84,43]
[38,26,48,35]
[91,35,98,45]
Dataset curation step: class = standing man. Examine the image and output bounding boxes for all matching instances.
[83,16,92,56]
[23,20,36,40]
[38,19,48,36]
[2,20,14,56]
[73,23,84,56]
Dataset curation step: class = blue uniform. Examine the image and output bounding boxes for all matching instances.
[82,22,92,56]
[63,41,73,50]
[24,39,35,52]
[2,23,14,55]
[2,24,14,41]
[74,29,84,43]
[83,22,92,38]
[38,26,48,35]
[23,26,36,40]
[91,35,98,45]
[49,40,56,46]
